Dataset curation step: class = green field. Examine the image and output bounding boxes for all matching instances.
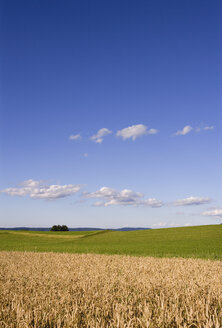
[0,225,221,260]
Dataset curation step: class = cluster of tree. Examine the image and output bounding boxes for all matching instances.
[50,225,69,231]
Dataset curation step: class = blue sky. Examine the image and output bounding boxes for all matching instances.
[0,0,221,228]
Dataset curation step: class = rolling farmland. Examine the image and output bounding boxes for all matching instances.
[1,225,222,327]
[0,225,221,260]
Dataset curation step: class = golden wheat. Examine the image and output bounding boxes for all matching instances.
[0,252,221,328]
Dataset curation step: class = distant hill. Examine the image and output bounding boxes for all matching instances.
[0,227,151,231]
[0,227,51,231]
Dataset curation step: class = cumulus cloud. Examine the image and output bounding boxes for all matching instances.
[173,197,211,206]
[83,186,163,207]
[202,209,222,219]
[90,128,112,143]
[175,125,193,136]
[69,134,81,140]
[116,124,158,141]
[1,179,81,200]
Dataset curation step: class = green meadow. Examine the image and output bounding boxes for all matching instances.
[0,225,221,260]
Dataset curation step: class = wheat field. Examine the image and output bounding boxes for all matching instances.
[0,252,221,328]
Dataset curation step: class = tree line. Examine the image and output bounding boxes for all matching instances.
[50,225,69,231]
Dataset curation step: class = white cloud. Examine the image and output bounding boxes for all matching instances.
[1,179,81,200]
[196,125,215,132]
[202,209,222,219]
[69,134,81,140]
[175,125,215,135]
[116,124,158,141]
[29,185,81,200]
[21,179,40,188]
[1,179,40,197]
[175,125,193,136]
[143,198,163,207]
[173,197,211,206]
[83,153,88,157]
[147,128,158,135]
[90,128,112,143]
[83,186,163,207]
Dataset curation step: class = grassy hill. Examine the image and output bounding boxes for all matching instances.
[0,225,221,260]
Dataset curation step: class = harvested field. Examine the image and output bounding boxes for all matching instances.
[0,252,222,328]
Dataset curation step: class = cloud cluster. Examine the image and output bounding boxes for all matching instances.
[1,180,217,218]
[1,179,81,200]
[90,128,112,143]
[202,209,222,219]
[116,124,158,140]
[69,123,214,143]
[173,197,211,206]
[175,125,214,136]
[83,186,163,207]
